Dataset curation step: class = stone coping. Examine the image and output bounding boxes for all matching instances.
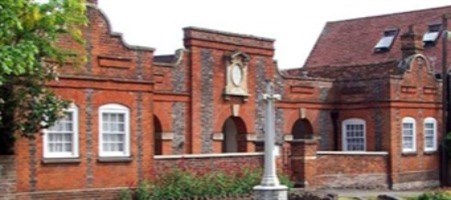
[154,152,264,160]
[184,26,275,42]
[317,151,389,156]
[15,187,128,196]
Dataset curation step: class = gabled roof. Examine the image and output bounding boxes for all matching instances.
[303,5,451,72]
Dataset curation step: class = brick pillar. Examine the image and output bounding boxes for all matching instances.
[0,155,16,200]
[289,139,318,188]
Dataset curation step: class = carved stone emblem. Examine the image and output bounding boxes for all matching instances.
[224,51,250,98]
[416,57,425,68]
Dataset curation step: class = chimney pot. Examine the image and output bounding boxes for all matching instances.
[400,24,424,58]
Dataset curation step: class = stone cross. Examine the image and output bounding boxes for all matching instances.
[260,81,281,186]
[254,81,287,200]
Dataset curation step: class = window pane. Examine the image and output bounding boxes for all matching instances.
[111,114,117,122]
[118,123,125,132]
[424,121,435,150]
[403,122,414,151]
[111,123,118,132]
[101,111,127,153]
[102,113,108,122]
[65,122,73,131]
[64,133,72,142]
[64,143,72,152]
[103,143,110,152]
[118,114,124,122]
[344,121,365,151]
[49,143,55,152]
[104,134,112,142]
[103,122,109,132]
[46,111,74,154]
[117,143,124,151]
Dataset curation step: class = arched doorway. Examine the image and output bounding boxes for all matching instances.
[154,115,163,155]
[222,117,247,153]
[290,118,314,187]
[291,119,314,139]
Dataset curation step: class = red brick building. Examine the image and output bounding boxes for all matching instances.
[1,1,450,199]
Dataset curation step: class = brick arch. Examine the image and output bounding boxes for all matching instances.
[291,119,314,139]
[284,109,318,137]
[152,108,172,133]
[407,54,434,74]
[214,106,253,133]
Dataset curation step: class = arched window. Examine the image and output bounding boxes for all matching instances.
[342,118,366,151]
[99,104,130,157]
[44,104,79,158]
[402,117,416,153]
[424,117,437,152]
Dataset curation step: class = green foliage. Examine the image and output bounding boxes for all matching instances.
[0,0,87,154]
[118,188,133,200]
[124,168,294,200]
[417,191,451,200]
[119,168,294,199]
[135,181,151,200]
[279,172,295,189]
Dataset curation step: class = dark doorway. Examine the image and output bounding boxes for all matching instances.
[222,117,247,153]
[154,115,163,155]
[291,119,314,139]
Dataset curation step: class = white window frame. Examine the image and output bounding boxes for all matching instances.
[99,104,130,157]
[43,105,79,158]
[342,118,366,151]
[374,29,398,51]
[402,117,416,153]
[423,117,437,152]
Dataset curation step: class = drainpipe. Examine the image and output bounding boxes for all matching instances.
[441,14,449,186]
[330,110,340,150]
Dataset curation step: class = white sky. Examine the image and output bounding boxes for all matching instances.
[98,0,450,70]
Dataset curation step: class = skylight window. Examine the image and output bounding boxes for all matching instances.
[423,24,441,46]
[374,30,398,52]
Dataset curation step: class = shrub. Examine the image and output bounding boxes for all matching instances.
[118,188,133,200]
[279,172,295,189]
[417,191,451,200]
[136,181,151,200]
[118,167,294,199]
[146,167,293,199]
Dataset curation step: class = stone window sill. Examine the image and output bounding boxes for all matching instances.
[42,157,81,164]
[424,150,438,155]
[97,156,133,163]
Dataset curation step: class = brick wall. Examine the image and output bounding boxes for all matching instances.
[13,4,155,196]
[315,152,389,189]
[154,153,264,176]
[184,27,275,154]
[15,187,125,200]
[0,156,16,200]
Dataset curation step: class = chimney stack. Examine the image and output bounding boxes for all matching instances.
[400,25,424,58]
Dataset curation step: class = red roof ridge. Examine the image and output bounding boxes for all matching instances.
[327,4,451,24]
[307,60,399,70]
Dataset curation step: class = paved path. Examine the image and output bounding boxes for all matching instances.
[320,189,426,199]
